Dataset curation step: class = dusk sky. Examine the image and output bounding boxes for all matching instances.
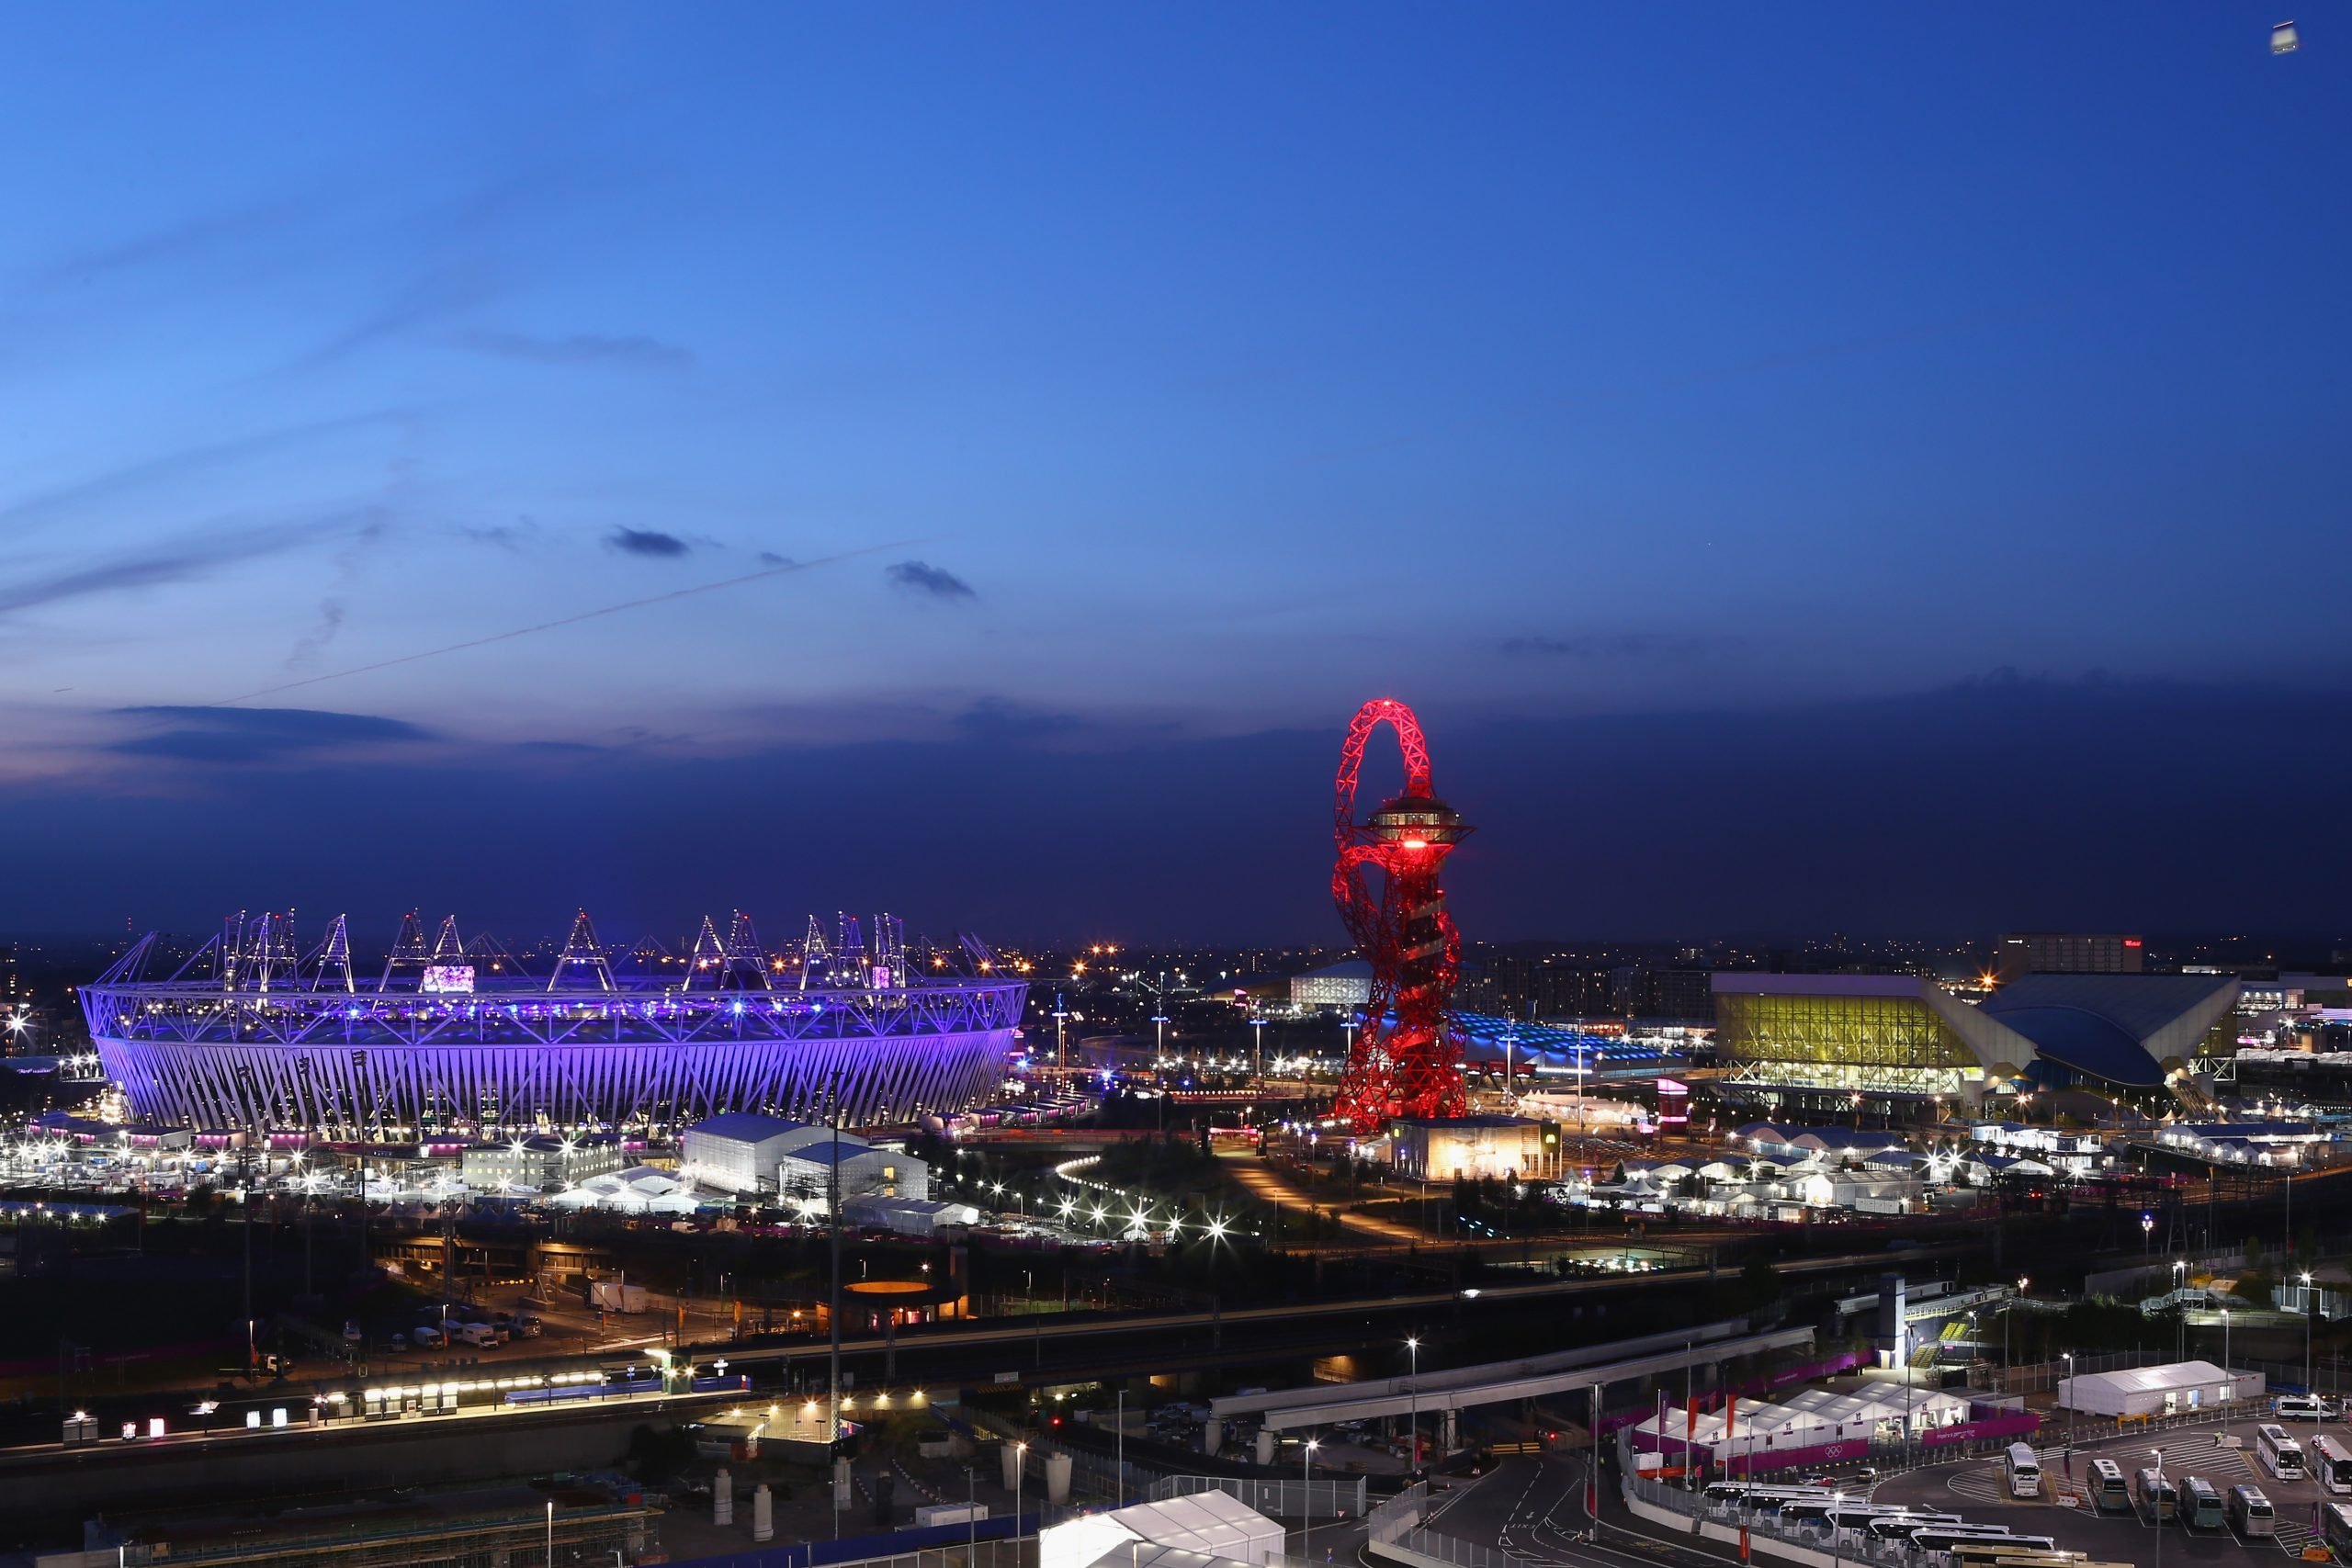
[3,7,2346,944]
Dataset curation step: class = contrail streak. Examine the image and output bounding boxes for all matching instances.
[214,538,915,706]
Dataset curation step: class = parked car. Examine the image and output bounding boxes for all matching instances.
[513,1314,544,1339]
[342,1321,364,1343]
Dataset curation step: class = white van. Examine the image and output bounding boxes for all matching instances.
[453,1321,498,1348]
[2276,1393,2335,1421]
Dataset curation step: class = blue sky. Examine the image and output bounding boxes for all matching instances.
[2,6,2346,940]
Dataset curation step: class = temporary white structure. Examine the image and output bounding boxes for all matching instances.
[1040,1492,1283,1568]
[1636,1380,1972,1461]
[2056,1359,2263,1418]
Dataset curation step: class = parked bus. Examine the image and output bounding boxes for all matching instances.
[2178,1476,2224,1531]
[2322,1503,2352,1562]
[2003,1442,2041,1498]
[1906,1529,2053,1558]
[2312,1433,2352,1496]
[2257,1423,2306,1481]
[2086,1458,2130,1513]
[2228,1483,2274,1539]
[1900,1526,2013,1552]
[1704,1483,1828,1507]
[1856,1513,1962,1540]
[1946,1550,2115,1568]
[2136,1466,2177,1521]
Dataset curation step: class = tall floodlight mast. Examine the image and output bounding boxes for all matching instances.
[379,911,428,990]
[1329,698,1474,1133]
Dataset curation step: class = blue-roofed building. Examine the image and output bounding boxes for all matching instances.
[1447,1011,1681,1082]
[1978,974,2240,1091]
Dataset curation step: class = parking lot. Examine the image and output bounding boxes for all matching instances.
[1871,1415,2343,1562]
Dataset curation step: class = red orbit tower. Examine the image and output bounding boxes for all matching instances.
[1329,697,1473,1132]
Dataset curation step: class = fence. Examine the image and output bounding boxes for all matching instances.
[1984,1347,2160,1395]
[670,1523,1037,1568]
[1148,1474,1370,1519]
[2084,1245,2243,1301]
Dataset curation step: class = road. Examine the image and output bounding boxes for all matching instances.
[1411,1452,1747,1568]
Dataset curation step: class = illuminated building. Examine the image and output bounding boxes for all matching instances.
[460,1133,624,1190]
[1385,1114,1552,1180]
[1713,971,2240,1111]
[81,909,1023,1134]
[1288,959,1372,1009]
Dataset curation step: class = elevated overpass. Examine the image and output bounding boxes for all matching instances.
[1207,1315,1761,1424]
[1227,1323,1818,1453]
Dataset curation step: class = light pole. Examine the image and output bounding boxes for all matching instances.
[2150,1450,2163,1568]
[2302,1272,2317,1394]
[1406,1337,1420,1476]
[2141,1212,2153,1255]
[2174,1260,2187,1360]
[1015,1440,1027,1548]
[546,1498,554,1568]
[2223,1306,2232,1374]
[1830,1491,1844,1568]
[2060,1353,2073,1447]
[1302,1438,1319,1558]
[1251,1018,1267,1082]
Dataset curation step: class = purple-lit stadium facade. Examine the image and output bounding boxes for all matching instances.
[80,927,1025,1135]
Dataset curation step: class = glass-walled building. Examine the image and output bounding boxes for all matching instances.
[1713,971,2239,1115]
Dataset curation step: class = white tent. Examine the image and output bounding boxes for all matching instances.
[1040,1492,1283,1568]
[1636,1380,1972,1459]
[2056,1359,2261,1417]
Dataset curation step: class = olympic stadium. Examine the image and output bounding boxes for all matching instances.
[79,911,1026,1134]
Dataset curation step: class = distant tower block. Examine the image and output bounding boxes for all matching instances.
[1329,698,1474,1133]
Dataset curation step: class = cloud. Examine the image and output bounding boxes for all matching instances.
[460,329,693,371]
[0,521,330,618]
[1500,632,1699,660]
[285,268,499,373]
[0,412,409,540]
[757,551,793,568]
[107,705,434,764]
[35,200,304,291]
[605,527,690,558]
[887,560,977,601]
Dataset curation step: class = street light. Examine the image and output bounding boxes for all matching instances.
[1406,1336,1421,1477]
[2150,1450,2163,1568]
[1302,1438,1320,1557]
[2303,1272,2317,1393]
[1830,1491,1844,1568]
[2060,1353,2073,1446]
[1014,1440,1027,1547]
[2223,1306,2232,1374]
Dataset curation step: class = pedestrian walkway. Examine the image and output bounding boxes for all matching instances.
[1215,1149,1432,1245]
